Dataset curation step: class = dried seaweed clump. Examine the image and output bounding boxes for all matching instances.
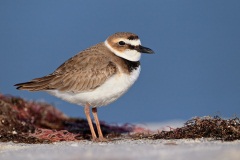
[1,93,239,143]
[133,116,240,141]
[0,94,134,143]
[0,94,71,143]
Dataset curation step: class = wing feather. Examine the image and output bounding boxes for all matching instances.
[15,50,117,92]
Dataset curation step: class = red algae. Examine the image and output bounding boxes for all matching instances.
[1,94,239,143]
[0,94,134,143]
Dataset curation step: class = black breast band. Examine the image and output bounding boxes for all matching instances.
[122,59,140,72]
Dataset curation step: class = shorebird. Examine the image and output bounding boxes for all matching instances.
[15,32,154,141]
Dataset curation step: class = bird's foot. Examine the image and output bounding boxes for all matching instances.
[92,137,108,142]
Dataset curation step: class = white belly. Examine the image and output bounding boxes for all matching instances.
[47,67,141,107]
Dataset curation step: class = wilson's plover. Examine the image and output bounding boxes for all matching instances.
[15,32,154,141]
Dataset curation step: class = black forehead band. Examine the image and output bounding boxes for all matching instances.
[127,35,139,40]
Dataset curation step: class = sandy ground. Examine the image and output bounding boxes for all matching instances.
[0,139,240,160]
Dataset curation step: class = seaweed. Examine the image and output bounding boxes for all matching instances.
[131,116,240,141]
[0,94,133,143]
[1,94,239,143]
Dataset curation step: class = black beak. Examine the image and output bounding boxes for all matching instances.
[136,45,154,54]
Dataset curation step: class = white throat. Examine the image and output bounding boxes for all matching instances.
[104,40,141,62]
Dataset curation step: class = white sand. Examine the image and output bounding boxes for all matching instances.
[0,139,239,160]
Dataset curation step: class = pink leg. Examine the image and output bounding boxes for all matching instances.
[84,103,97,141]
[92,107,107,142]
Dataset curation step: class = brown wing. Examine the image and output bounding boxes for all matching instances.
[15,50,117,93]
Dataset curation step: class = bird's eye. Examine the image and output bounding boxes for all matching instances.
[118,41,125,46]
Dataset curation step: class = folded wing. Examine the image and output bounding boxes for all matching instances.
[15,52,117,93]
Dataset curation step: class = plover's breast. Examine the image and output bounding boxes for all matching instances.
[47,66,140,107]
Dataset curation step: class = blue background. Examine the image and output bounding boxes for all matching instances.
[1,1,240,123]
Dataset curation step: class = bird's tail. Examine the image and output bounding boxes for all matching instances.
[14,75,55,91]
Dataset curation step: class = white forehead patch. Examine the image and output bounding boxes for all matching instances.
[120,39,141,46]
